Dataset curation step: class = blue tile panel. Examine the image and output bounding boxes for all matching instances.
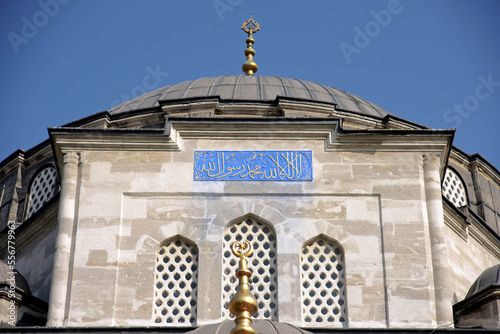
[194,151,313,181]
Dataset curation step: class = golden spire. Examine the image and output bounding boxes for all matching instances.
[228,240,258,334]
[241,13,260,76]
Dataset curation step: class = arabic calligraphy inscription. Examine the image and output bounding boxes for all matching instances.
[194,151,313,181]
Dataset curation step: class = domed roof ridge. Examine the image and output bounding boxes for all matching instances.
[0,260,31,294]
[186,319,315,334]
[466,263,500,298]
[108,75,389,119]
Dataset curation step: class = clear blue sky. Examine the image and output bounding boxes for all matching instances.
[1,0,499,168]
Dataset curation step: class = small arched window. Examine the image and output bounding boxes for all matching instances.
[222,217,278,320]
[442,167,468,208]
[300,237,347,327]
[152,238,198,326]
[26,166,58,219]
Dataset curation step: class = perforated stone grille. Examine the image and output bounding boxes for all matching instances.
[153,239,198,326]
[222,218,277,320]
[301,238,347,327]
[26,166,58,219]
[442,168,467,208]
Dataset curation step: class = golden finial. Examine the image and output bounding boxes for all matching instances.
[228,240,258,334]
[241,13,260,76]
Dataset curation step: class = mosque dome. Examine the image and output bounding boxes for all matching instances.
[186,320,315,334]
[465,263,500,298]
[109,75,389,119]
[0,260,31,294]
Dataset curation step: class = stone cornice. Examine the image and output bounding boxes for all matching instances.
[0,151,24,183]
[49,127,181,171]
[169,117,453,149]
[468,212,500,261]
[0,286,48,313]
[448,147,473,171]
[0,143,54,184]
[108,112,164,130]
[0,198,58,257]
[443,201,469,242]
[449,147,500,186]
[168,118,340,142]
[442,197,500,260]
[470,156,500,187]
[49,118,454,174]
[160,97,338,119]
[453,284,500,317]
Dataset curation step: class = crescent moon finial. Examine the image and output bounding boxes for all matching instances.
[231,240,253,258]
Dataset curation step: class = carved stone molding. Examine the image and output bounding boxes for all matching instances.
[62,151,81,166]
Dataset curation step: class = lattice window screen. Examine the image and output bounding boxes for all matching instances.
[301,238,347,327]
[26,166,58,219]
[222,218,278,320]
[442,168,467,208]
[153,239,198,326]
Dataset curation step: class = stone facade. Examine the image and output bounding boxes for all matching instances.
[43,118,455,328]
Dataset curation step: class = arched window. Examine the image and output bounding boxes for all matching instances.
[152,238,198,326]
[300,237,347,327]
[26,166,58,219]
[222,217,278,320]
[442,167,468,208]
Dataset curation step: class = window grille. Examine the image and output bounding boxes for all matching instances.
[301,238,347,326]
[222,218,278,320]
[153,239,198,326]
[442,168,467,208]
[26,166,58,219]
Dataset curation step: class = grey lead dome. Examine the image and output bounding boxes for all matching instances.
[465,263,500,298]
[186,320,315,334]
[109,75,389,118]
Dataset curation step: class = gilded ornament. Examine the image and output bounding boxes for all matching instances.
[241,14,260,76]
[228,240,258,334]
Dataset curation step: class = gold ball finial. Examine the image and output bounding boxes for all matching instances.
[241,14,260,76]
[228,240,258,334]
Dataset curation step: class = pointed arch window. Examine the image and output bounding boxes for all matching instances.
[153,238,198,326]
[222,217,278,320]
[300,237,347,327]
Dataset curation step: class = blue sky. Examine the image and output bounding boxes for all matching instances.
[1,0,499,169]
